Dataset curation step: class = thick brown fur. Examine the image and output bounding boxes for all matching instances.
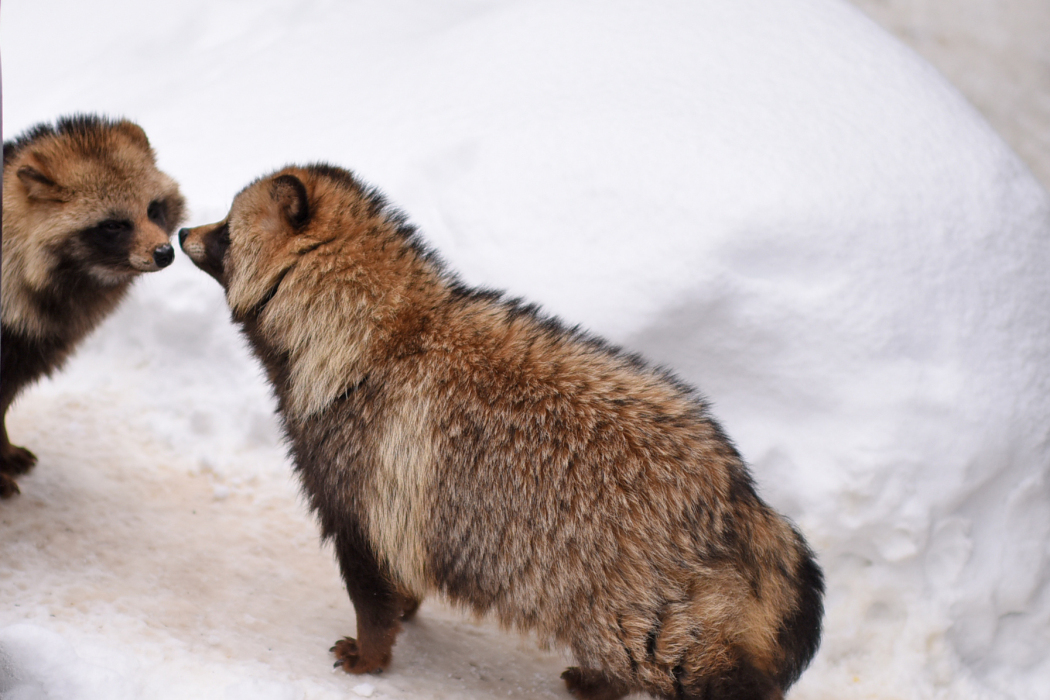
[1,115,186,497]
[180,163,823,699]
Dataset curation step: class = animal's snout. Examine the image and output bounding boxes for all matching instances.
[154,243,175,268]
[178,228,190,248]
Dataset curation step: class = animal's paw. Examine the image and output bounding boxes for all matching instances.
[0,444,37,476]
[0,473,20,499]
[330,636,389,675]
[561,667,630,700]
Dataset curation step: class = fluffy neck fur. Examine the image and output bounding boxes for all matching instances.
[234,220,447,421]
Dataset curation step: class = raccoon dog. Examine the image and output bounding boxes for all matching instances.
[1,115,186,497]
[179,164,823,700]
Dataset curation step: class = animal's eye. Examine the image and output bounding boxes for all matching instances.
[147,200,167,227]
[98,219,132,234]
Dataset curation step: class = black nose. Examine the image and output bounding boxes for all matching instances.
[178,228,190,247]
[154,243,175,268]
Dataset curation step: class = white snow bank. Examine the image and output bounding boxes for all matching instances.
[0,625,128,700]
[3,0,1049,698]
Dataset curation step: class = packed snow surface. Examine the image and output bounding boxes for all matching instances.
[2,0,1049,698]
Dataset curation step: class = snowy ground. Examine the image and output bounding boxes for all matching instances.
[3,1,1050,699]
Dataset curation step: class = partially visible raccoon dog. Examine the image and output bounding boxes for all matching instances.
[179,164,823,700]
[1,114,186,497]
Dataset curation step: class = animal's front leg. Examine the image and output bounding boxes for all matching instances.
[330,525,407,674]
[0,414,36,498]
[0,427,37,476]
[0,473,20,498]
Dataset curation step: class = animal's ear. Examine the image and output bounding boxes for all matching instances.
[17,163,71,202]
[114,120,151,150]
[271,174,310,229]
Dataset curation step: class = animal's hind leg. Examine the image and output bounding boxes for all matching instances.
[676,659,785,700]
[561,667,631,700]
[330,525,406,674]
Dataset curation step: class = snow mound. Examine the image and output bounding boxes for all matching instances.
[2,0,1048,698]
[0,625,132,700]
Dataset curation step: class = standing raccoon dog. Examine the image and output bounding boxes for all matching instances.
[1,115,186,497]
[180,164,823,700]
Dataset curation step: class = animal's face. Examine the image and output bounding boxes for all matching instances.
[181,164,425,417]
[179,168,320,317]
[6,120,185,285]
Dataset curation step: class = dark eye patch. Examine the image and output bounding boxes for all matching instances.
[198,222,231,282]
[78,218,135,268]
[148,200,168,228]
[98,218,133,234]
[210,222,230,255]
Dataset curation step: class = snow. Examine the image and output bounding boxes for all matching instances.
[2,0,1049,698]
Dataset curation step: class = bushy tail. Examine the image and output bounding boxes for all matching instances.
[669,524,825,700]
[773,542,824,690]
[698,530,824,700]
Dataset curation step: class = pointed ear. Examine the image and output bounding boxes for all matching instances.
[17,164,71,202]
[271,174,310,229]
